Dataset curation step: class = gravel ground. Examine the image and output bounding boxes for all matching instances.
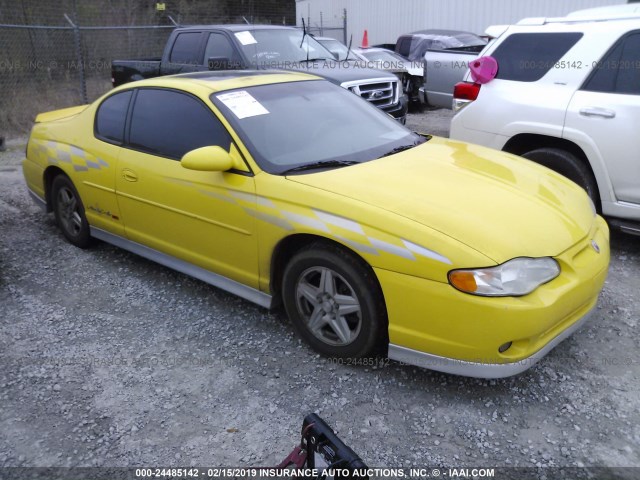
[1,111,639,476]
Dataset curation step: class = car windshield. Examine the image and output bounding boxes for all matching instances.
[236,29,335,67]
[211,80,425,174]
[318,38,360,61]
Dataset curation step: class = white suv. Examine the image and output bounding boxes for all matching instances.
[450,8,640,234]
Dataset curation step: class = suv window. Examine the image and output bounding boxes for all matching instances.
[492,32,583,82]
[129,89,232,159]
[95,90,132,144]
[584,33,640,95]
[170,32,202,64]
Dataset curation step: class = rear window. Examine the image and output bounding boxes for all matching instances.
[396,37,412,57]
[492,32,583,82]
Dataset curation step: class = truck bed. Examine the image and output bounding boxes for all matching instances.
[424,48,483,109]
[111,58,162,87]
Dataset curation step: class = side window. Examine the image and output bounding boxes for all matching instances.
[205,33,238,65]
[583,43,624,93]
[95,90,132,144]
[615,34,640,94]
[491,32,583,82]
[170,32,202,64]
[584,33,640,95]
[129,89,232,160]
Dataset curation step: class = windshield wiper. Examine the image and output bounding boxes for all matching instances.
[281,160,359,175]
[298,57,333,63]
[378,140,425,159]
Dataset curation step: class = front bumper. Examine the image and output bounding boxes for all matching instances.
[377,216,610,378]
[389,305,595,378]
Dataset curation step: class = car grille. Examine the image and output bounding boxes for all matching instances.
[346,80,399,108]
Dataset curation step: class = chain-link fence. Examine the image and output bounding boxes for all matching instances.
[0,21,174,134]
[301,8,348,45]
[1,0,343,136]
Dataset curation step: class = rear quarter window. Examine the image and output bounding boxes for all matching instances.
[492,32,583,82]
[95,90,132,144]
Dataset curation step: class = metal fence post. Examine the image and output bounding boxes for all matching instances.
[64,12,88,104]
[320,11,323,36]
[343,8,347,45]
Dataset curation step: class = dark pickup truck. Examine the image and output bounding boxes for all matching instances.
[112,25,408,122]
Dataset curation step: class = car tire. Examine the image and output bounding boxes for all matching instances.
[282,243,387,359]
[51,175,92,248]
[522,148,599,205]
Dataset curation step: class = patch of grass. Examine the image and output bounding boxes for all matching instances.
[0,77,111,139]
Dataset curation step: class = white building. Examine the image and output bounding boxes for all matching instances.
[296,0,627,44]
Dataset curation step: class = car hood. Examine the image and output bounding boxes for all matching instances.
[287,137,594,263]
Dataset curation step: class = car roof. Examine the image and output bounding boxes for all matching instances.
[111,70,321,96]
[176,24,297,32]
[498,16,640,33]
[406,29,476,37]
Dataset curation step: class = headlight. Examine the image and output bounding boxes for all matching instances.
[448,257,560,297]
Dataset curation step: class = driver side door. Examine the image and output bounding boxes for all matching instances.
[115,87,260,289]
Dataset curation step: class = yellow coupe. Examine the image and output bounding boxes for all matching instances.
[22,71,609,378]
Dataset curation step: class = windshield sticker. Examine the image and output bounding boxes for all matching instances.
[217,90,269,119]
[235,31,258,46]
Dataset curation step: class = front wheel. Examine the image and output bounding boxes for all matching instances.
[522,148,599,206]
[51,175,92,248]
[282,243,387,359]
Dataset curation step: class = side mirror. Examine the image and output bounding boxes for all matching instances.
[330,49,341,60]
[181,146,233,172]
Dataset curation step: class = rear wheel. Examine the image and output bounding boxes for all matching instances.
[522,148,599,205]
[282,243,387,359]
[51,175,92,248]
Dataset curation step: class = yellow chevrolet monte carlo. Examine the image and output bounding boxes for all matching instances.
[23,71,610,378]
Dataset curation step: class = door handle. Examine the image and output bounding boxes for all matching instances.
[122,169,138,182]
[579,107,616,119]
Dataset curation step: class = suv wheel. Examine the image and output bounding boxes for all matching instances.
[522,148,599,205]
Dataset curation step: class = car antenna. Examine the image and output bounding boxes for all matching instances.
[345,34,354,61]
[242,16,251,25]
